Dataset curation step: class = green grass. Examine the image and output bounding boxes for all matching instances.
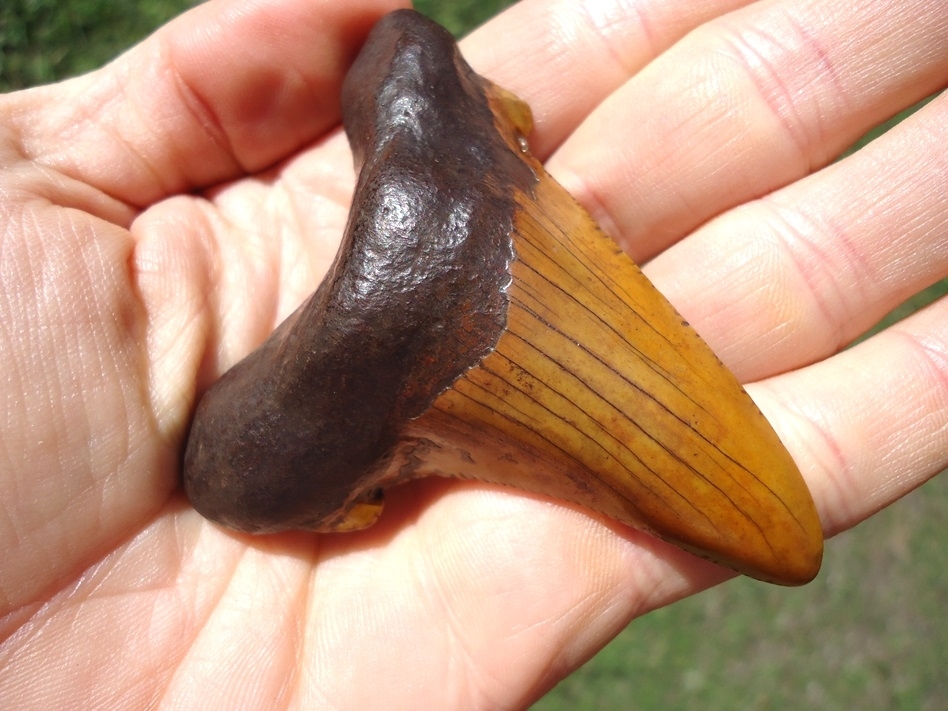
[414,0,514,36]
[2,2,945,709]
[0,0,202,91]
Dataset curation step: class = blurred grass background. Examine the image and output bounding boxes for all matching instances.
[2,1,944,709]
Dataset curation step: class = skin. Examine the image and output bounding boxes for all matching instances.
[0,0,945,707]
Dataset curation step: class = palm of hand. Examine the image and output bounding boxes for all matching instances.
[2,0,946,708]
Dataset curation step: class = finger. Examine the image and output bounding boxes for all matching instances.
[7,0,407,209]
[462,0,756,159]
[749,300,948,538]
[645,92,948,381]
[545,0,948,261]
[300,481,731,709]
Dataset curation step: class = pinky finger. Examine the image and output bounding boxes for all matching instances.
[750,299,948,537]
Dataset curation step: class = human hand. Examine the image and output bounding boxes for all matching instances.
[1,0,945,708]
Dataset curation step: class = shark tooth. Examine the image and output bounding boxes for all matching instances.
[183,9,823,585]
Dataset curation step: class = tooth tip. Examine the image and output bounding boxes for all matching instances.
[750,535,824,586]
[717,510,824,586]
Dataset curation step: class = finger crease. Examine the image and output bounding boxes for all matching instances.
[576,0,653,80]
[715,13,843,173]
[763,198,868,347]
[163,49,242,177]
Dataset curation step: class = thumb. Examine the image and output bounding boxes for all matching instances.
[8,0,407,208]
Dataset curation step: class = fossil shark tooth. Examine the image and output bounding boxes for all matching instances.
[183,9,823,586]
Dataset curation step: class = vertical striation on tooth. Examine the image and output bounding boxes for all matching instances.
[182,9,823,585]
